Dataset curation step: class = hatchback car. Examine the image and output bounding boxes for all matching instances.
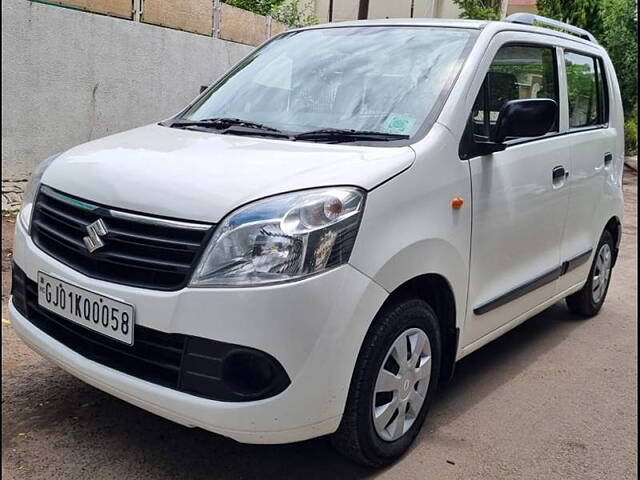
[10,14,624,466]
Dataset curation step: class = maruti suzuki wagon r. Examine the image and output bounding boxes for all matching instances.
[10,14,624,466]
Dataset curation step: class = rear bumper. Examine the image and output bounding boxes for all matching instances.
[9,220,388,443]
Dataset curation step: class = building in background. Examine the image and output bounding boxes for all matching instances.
[506,0,537,15]
[313,0,523,23]
[314,0,461,22]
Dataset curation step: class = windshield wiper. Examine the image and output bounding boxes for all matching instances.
[169,121,409,143]
[171,117,283,133]
[293,128,410,142]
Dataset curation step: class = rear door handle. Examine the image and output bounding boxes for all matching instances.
[604,152,613,166]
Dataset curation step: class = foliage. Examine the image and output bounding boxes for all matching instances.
[452,0,502,20]
[537,0,604,39]
[223,0,319,26]
[598,0,638,119]
[223,0,283,17]
[271,0,319,27]
[625,113,638,154]
[537,0,638,120]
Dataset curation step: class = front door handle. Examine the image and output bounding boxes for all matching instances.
[552,165,569,187]
[604,152,613,166]
[552,165,566,179]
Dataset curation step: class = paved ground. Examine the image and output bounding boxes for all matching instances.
[2,169,637,480]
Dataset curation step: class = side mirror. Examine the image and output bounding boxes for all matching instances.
[200,85,208,94]
[493,98,557,143]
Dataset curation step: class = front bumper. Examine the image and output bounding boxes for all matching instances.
[9,220,388,443]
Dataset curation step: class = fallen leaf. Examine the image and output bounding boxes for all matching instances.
[2,318,10,325]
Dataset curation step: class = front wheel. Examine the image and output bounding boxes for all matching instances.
[331,298,441,467]
[566,230,615,317]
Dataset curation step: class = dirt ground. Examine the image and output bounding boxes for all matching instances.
[1,169,637,480]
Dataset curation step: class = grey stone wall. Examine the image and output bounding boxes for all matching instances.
[2,1,252,187]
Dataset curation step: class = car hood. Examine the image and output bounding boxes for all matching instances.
[41,124,415,223]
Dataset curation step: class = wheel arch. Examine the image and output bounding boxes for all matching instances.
[603,215,622,266]
[379,273,459,386]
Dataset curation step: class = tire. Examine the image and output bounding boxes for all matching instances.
[331,298,441,467]
[566,230,615,318]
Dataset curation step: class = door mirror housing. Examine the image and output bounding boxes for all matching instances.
[459,98,559,160]
[493,98,557,143]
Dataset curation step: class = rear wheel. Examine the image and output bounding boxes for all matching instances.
[331,298,441,467]
[566,230,614,317]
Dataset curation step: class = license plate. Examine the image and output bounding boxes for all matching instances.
[37,272,135,345]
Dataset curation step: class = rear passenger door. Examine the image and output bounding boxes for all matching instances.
[461,41,572,348]
[557,50,617,291]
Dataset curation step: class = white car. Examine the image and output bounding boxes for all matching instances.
[10,14,624,466]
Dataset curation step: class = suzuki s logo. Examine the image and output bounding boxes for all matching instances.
[83,219,108,253]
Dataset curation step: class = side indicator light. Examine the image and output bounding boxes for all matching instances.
[451,197,464,210]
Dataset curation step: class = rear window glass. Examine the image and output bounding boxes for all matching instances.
[565,52,608,128]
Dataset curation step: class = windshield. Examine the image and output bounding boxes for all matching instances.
[177,26,474,140]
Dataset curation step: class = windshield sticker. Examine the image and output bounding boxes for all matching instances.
[382,115,416,135]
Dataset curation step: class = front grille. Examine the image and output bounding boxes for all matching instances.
[31,185,213,290]
[11,264,290,402]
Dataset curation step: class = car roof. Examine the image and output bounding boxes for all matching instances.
[294,17,602,50]
[301,18,489,30]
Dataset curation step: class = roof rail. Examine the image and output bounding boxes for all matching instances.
[505,13,598,44]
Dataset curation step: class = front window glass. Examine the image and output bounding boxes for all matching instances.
[179,27,473,138]
[471,45,558,141]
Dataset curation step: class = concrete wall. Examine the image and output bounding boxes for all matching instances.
[1,1,253,180]
[368,0,441,18]
[433,0,462,19]
[314,0,359,22]
[368,0,413,19]
[506,1,538,16]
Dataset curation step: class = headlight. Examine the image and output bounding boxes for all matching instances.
[190,187,365,287]
[19,154,59,233]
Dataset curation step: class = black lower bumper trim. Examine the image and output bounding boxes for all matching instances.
[10,263,290,402]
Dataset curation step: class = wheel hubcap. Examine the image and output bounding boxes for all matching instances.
[372,328,432,442]
[592,243,612,304]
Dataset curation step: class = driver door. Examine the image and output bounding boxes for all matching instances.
[461,42,572,349]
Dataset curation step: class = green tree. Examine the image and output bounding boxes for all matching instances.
[271,0,319,27]
[452,0,502,19]
[224,0,283,16]
[537,0,638,117]
[599,0,638,117]
[537,0,604,39]
[223,0,319,26]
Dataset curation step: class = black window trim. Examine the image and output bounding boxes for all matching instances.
[563,48,610,131]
